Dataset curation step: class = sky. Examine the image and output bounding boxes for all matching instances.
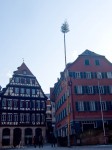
[0,0,112,93]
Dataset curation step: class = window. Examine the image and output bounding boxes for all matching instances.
[101,101,107,111]
[95,60,100,66]
[98,86,104,94]
[20,88,24,94]
[85,59,90,65]
[20,113,24,122]
[32,114,35,122]
[21,78,25,84]
[86,72,91,79]
[1,113,6,121]
[26,89,30,95]
[36,101,40,109]
[15,88,19,94]
[14,114,18,122]
[8,99,12,107]
[76,86,82,94]
[26,78,30,84]
[26,101,29,108]
[41,101,45,109]
[26,113,30,122]
[32,89,35,95]
[8,113,12,121]
[41,114,45,122]
[97,72,102,79]
[2,98,6,107]
[36,114,40,122]
[15,77,19,83]
[20,100,24,108]
[75,72,80,78]
[14,100,18,108]
[107,72,112,79]
[32,79,35,85]
[89,101,96,111]
[76,101,84,111]
[109,86,112,94]
[88,86,93,94]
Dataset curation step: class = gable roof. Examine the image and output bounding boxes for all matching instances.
[79,49,104,57]
[13,62,34,76]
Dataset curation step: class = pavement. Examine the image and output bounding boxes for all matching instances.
[4,144,112,150]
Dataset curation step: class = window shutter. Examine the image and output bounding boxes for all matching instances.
[84,102,90,111]
[69,72,73,77]
[95,101,101,111]
[74,86,77,94]
[80,72,83,79]
[75,102,79,111]
[73,72,75,78]
[84,72,86,78]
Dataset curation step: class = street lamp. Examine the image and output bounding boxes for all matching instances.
[61,21,70,147]
[98,80,106,144]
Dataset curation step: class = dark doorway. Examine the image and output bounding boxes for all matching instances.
[2,128,10,146]
[13,128,21,147]
[25,128,32,145]
[35,128,42,144]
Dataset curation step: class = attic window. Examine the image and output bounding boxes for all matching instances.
[85,59,90,65]
[23,70,27,75]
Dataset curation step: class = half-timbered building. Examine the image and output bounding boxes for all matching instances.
[0,62,47,147]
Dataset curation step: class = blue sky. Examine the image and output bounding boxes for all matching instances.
[0,0,112,93]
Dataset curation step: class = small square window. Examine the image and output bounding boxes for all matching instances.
[85,59,90,65]
[95,60,100,66]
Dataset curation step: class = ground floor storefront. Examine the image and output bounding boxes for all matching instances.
[0,126,46,147]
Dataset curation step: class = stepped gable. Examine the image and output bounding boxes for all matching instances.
[79,49,103,57]
[14,62,34,76]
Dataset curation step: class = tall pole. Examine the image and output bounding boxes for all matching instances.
[98,80,106,144]
[61,21,70,147]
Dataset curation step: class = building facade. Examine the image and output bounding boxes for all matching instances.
[0,62,47,147]
[50,50,112,145]
[46,94,53,143]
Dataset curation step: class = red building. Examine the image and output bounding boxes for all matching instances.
[50,50,112,145]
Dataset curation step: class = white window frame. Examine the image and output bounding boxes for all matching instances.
[101,101,107,111]
[86,72,91,79]
[97,72,102,79]
[78,101,84,111]
[1,113,6,121]
[77,85,82,94]
[107,72,112,79]
[99,86,104,94]
[75,72,80,79]
[14,114,18,122]
[8,113,12,122]
[88,86,93,94]
[89,101,96,111]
